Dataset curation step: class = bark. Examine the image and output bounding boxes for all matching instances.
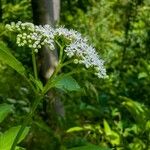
[31,0,60,26]
[31,0,65,117]
[31,0,60,80]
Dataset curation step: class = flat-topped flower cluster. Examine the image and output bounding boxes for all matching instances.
[6,21,106,78]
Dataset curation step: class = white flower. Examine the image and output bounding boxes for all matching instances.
[6,21,107,78]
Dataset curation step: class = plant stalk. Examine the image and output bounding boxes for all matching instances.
[11,49,40,150]
[10,94,42,150]
[32,49,38,80]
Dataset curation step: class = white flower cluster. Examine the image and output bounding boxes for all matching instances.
[55,27,106,78]
[6,21,106,78]
[6,21,55,52]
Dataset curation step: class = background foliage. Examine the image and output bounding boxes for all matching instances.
[0,0,150,149]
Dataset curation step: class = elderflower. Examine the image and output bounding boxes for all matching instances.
[6,21,107,78]
[6,22,55,52]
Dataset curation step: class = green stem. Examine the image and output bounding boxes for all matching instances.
[59,46,64,63]
[11,49,40,150]
[63,69,86,77]
[55,40,64,64]
[42,42,65,94]
[42,63,62,94]
[32,49,38,80]
[10,94,43,150]
[61,60,74,68]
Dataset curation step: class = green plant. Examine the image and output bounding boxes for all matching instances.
[0,21,106,150]
[0,104,29,150]
[60,0,150,149]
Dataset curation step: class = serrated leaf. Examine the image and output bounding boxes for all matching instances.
[0,103,13,123]
[53,75,80,92]
[69,144,111,150]
[0,126,30,150]
[43,75,80,93]
[0,41,26,76]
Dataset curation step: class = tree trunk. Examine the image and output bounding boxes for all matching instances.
[31,0,60,26]
[31,0,60,80]
[31,0,65,118]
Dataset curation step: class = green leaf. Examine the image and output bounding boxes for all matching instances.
[120,96,147,124]
[0,103,13,123]
[0,41,26,76]
[67,127,84,133]
[67,125,95,133]
[138,72,148,79]
[103,120,111,135]
[43,75,80,93]
[103,120,120,146]
[53,75,80,92]
[0,126,30,150]
[29,74,43,91]
[69,144,111,150]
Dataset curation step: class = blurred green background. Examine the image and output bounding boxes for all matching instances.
[0,0,150,149]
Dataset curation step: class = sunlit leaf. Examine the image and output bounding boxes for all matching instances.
[0,126,30,150]
[0,41,26,76]
[103,120,111,135]
[67,127,84,133]
[103,120,120,146]
[138,72,148,79]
